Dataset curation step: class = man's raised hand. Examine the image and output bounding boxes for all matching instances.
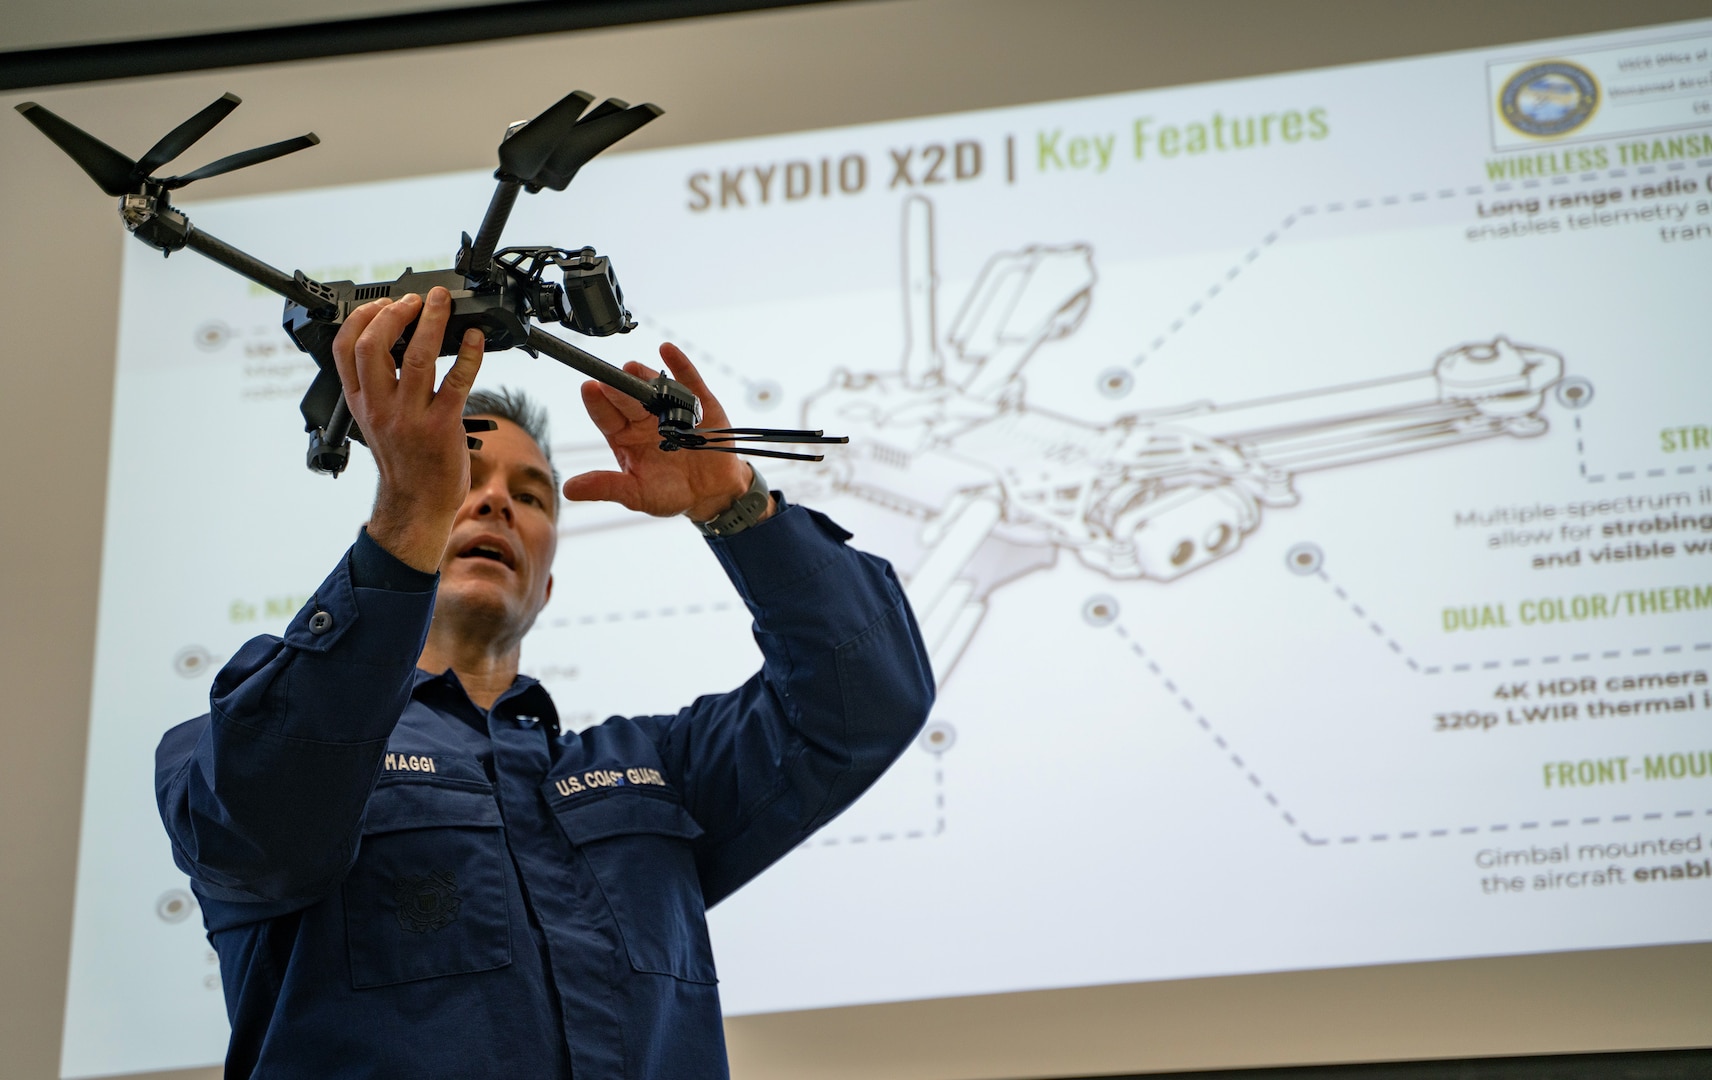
[563,343,772,526]
[331,286,484,572]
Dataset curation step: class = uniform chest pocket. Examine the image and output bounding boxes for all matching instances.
[547,788,717,984]
[343,778,512,989]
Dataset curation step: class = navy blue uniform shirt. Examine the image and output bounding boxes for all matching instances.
[155,501,934,1078]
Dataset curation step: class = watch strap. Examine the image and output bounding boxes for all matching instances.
[694,465,771,538]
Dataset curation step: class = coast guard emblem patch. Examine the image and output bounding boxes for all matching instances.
[393,870,461,933]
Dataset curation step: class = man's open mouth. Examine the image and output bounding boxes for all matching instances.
[456,539,516,569]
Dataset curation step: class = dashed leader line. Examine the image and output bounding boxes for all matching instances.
[1109,621,1306,839]
[1126,164,1710,372]
[549,600,735,629]
[797,758,947,851]
[1108,610,1712,846]
[1573,415,1712,484]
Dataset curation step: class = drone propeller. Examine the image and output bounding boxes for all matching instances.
[496,89,594,181]
[14,94,317,196]
[160,133,321,189]
[496,91,663,192]
[14,102,136,195]
[660,427,850,462]
[575,97,628,125]
[461,90,663,276]
[535,100,663,191]
[134,92,240,177]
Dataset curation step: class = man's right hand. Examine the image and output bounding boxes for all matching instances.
[331,286,484,573]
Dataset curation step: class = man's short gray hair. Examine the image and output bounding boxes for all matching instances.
[464,386,559,491]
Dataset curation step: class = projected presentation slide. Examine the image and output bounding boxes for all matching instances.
[60,18,1712,1077]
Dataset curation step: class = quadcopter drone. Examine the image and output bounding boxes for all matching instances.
[16,90,844,475]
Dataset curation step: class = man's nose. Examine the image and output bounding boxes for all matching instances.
[471,479,513,522]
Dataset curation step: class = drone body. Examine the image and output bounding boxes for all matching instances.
[283,245,636,471]
[16,90,843,476]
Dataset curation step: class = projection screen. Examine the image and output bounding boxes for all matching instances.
[8,3,1712,1079]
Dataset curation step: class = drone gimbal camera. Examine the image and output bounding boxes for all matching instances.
[17,91,846,476]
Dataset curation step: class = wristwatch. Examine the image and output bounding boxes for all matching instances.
[693,465,772,537]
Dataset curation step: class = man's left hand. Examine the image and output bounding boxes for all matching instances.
[564,343,773,526]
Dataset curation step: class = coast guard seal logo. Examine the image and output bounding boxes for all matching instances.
[1498,61,1599,137]
[393,870,461,932]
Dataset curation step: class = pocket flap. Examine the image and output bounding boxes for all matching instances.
[548,790,704,846]
[363,779,501,834]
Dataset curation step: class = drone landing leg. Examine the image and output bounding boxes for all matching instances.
[306,397,355,476]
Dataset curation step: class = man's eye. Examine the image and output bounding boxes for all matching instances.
[516,491,542,507]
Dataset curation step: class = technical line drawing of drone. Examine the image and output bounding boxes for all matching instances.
[16,90,845,475]
[543,194,1569,682]
[786,196,1567,679]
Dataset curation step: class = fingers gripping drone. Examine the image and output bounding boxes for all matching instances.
[16,91,846,476]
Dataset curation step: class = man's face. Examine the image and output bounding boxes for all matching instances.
[436,416,557,639]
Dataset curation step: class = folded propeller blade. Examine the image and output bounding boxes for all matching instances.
[697,428,845,442]
[134,92,240,177]
[684,445,829,462]
[534,101,663,191]
[161,133,320,189]
[578,97,628,124]
[661,426,843,461]
[13,102,138,196]
[496,89,595,182]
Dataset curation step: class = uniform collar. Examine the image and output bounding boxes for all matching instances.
[412,666,560,735]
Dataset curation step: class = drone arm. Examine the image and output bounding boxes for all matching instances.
[524,326,654,402]
[463,179,522,277]
[181,228,330,310]
[1176,340,1562,477]
[524,328,844,462]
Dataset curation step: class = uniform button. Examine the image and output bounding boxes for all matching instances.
[308,610,334,635]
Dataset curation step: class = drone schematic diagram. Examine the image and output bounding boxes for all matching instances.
[780,196,1568,681]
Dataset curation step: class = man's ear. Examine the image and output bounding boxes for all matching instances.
[544,573,554,605]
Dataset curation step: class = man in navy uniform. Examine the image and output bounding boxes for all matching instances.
[156,287,935,1078]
